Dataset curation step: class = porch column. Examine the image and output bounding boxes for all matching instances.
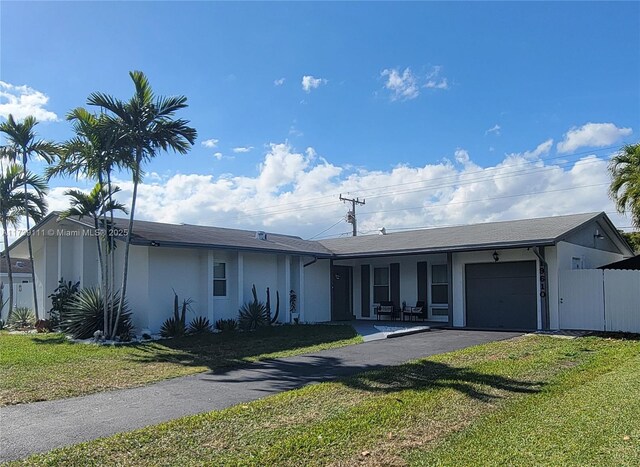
[237,252,244,312]
[284,255,291,323]
[207,251,214,323]
[298,256,305,322]
[447,252,454,327]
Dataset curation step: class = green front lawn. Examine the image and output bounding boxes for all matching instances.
[0,325,361,406]
[11,334,640,466]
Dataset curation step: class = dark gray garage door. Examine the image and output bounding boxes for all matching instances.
[465,261,537,330]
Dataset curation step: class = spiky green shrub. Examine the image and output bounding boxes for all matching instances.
[188,316,211,334]
[9,307,35,329]
[215,318,238,332]
[160,317,185,338]
[238,300,267,330]
[60,287,133,339]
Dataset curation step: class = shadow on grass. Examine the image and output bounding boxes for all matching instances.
[192,355,542,402]
[120,325,359,372]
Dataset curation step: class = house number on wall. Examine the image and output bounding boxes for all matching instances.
[539,266,546,298]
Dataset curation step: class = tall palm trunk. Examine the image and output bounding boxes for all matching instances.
[111,149,141,338]
[1,217,15,320]
[97,174,109,336]
[22,152,39,320]
[107,169,116,336]
[93,213,108,334]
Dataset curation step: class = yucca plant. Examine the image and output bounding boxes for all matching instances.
[60,287,132,339]
[215,318,238,332]
[238,285,268,330]
[188,316,211,334]
[8,307,35,329]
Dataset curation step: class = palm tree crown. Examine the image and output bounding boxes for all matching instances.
[609,143,640,228]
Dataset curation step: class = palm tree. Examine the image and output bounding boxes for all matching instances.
[59,182,128,332]
[0,115,58,319]
[609,143,640,228]
[48,107,131,334]
[0,164,48,319]
[88,71,197,338]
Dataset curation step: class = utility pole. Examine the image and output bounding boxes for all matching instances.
[339,194,365,237]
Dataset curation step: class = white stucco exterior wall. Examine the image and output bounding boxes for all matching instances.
[302,259,331,322]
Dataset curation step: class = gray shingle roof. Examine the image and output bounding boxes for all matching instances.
[70,216,334,257]
[0,258,33,274]
[318,212,603,257]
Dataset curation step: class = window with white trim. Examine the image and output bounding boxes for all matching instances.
[431,264,448,305]
[373,267,389,303]
[213,262,227,297]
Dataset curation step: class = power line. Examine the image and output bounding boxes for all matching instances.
[339,194,365,236]
[205,145,620,222]
[218,154,609,222]
[308,217,346,240]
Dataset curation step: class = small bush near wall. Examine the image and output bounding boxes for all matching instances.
[215,318,238,332]
[8,308,35,329]
[48,278,80,329]
[188,316,211,334]
[60,288,133,340]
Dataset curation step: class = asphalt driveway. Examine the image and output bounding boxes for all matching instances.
[0,329,521,462]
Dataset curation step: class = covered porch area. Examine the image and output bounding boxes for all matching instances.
[329,253,453,325]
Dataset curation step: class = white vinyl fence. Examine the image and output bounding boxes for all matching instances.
[559,269,640,333]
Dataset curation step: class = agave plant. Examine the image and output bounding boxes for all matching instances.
[238,301,267,330]
[160,291,194,337]
[214,318,238,332]
[60,287,132,339]
[188,316,211,334]
[8,307,35,329]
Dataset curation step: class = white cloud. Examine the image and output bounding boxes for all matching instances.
[557,123,632,154]
[522,139,553,159]
[213,152,223,160]
[486,124,501,136]
[232,146,253,153]
[274,78,286,86]
[201,138,219,148]
[0,81,58,122]
[423,66,449,90]
[301,75,327,93]
[381,66,449,101]
[454,148,471,165]
[381,68,419,101]
[16,139,628,250]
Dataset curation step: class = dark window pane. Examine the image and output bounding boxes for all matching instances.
[373,267,389,286]
[432,264,447,284]
[214,280,226,297]
[374,285,389,303]
[431,284,448,304]
[213,262,226,279]
[432,307,448,316]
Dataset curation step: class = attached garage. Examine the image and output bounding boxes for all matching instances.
[465,261,537,330]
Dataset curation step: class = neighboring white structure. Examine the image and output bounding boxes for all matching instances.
[0,258,34,320]
[5,211,635,333]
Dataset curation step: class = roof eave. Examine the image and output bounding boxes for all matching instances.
[330,239,556,260]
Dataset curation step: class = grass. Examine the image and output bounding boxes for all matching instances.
[0,324,361,406]
[10,334,640,466]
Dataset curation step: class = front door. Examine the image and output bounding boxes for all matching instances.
[331,265,353,320]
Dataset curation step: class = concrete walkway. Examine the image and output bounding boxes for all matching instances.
[0,329,521,462]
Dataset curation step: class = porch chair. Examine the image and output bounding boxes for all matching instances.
[402,301,426,322]
[376,301,396,320]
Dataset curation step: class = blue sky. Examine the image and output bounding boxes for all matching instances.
[1,1,639,240]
